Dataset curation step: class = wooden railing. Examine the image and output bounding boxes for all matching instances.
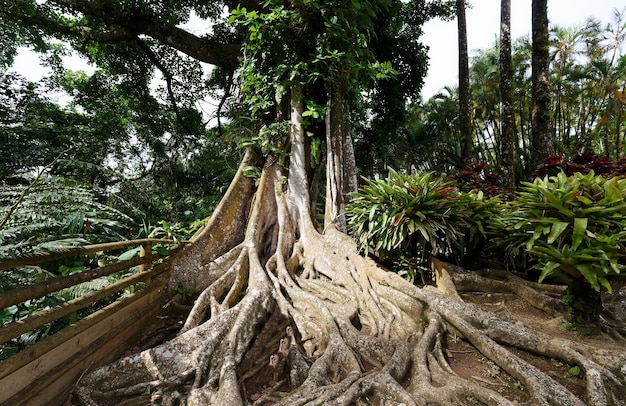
[0,238,187,406]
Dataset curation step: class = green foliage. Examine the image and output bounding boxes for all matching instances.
[352,0,456,177]
[0,176,136,259]
[347,169,500,267]
[494,171,626,292]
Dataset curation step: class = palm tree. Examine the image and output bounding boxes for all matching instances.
[470,45,500,168]
[531,0,554,169]
[457,0,472,167]
[500,0,515,191]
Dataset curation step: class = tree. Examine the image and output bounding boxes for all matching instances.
[499,0,515,191]
[457,0,473,168]
[531,0,554,168]
[2,1,624,405]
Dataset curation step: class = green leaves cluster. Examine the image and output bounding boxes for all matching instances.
[0,177,136,259]
[346,169,498,263]
[494,171,626,292]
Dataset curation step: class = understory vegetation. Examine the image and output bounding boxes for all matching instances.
[347,160,626,332]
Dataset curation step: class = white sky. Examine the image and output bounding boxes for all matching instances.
[421,0,626,99]
[8,1,626,102]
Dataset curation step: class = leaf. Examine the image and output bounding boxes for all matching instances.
[153,245,170,255]
[575,264,600,291]
[576,195,593,205]
[599,276,613,294]
[571,218,588,250]
[514,220,528,230]
[538,261,560,283]
[369,204,378,222]
[547,222,569,244]
[119,247,141,261]
[393,212,404,227]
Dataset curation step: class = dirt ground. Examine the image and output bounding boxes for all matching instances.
[448,291,626,405]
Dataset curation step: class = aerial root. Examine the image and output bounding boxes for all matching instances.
[432,257,569,317]
[95,367,195,399]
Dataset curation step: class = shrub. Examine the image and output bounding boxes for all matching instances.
[451,162,507,198]
[493,171,626,330]
[346,169,501,276]
[536,152,623,178]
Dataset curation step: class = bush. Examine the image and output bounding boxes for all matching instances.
[451,162,507,198]
[492,171,626,329]
[535,152,625,178]
[346,169,501,275]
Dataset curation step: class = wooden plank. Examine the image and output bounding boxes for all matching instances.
[0,253,160,309]
[0,273,163,381]
[0,283,164,405]
[0,262,169,345]
[17,294,162,406]
[0,238,186,271]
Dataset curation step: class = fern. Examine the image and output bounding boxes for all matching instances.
[0,176,138,259]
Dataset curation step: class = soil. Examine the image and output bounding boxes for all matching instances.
[448,291,626,405]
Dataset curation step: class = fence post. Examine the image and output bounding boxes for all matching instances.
[140,241,153,284]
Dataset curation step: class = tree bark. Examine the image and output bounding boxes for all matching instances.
[324,74,358,232]
[531,0,554,170]
[500,0,515,192]
[457,0,473,168]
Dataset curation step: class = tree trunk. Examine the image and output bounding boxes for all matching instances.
[531,0,554,169]
[500,0,515,192]
[457,0,473,169]
[325,73,358,232]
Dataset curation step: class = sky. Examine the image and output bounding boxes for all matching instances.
[8,1,626,102]
[420,0,626,99]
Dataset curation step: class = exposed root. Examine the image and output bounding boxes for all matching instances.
[74,162,626,405]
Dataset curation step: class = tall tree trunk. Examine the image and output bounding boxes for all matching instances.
[325,72,358,232]
[531,0,554,169]
[500,0,515,191]
[457,0,473,168]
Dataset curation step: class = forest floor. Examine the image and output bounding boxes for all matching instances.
[447,290,626,405]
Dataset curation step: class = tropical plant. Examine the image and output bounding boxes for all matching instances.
[347,169,500,273]
[0,174,160,358]
[0,176,137,260]
[415,8,626,183]
[347,170,462,259]
[493,171,626,329]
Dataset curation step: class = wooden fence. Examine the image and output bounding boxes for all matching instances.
[0,239,186,406]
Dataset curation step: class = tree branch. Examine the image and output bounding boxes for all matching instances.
[135,39,188,131]
[216,71,234,138]
[2,1,241,69]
